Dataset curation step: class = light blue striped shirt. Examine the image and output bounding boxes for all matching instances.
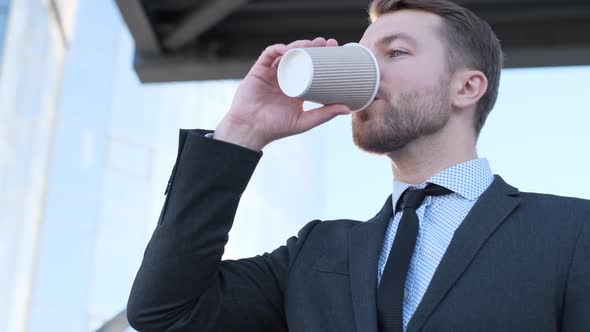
[377,158,494,331]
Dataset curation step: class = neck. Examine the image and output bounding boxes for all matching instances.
[387,119,477,184]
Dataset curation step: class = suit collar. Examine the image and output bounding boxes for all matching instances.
[391,158,493,208]
[348,175,520,332]
[406,175,520,332]
[349,195,393,332]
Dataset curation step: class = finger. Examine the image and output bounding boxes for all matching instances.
[295,104,352,133]
[256,43,288,67]
[287,39,306,47]
[287,39,313,49]
[271,56,282,69]
[311,37,327,47]
[326,38,339,47]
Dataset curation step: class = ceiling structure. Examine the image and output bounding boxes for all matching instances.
[115,0,590,83]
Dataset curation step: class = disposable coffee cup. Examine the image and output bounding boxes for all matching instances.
[277,43,380,112]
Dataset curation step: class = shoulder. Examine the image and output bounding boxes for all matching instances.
[307,219,363,239]
[284,219,362,253]
[511,191,590,240]
[518,191,590,214]
[288,219,365,256]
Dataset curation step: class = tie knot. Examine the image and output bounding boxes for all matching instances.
[397,183,452,211]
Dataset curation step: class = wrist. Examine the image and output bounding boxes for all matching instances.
[213,120,267,152]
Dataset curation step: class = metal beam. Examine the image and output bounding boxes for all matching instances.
[163,0,250,51]
[242,1,367,12]
[504,46,590,68]
[115,0,161,54]
[475,3,590,23]
[134,52,252,82]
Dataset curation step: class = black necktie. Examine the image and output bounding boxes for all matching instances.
[377,183,453,332]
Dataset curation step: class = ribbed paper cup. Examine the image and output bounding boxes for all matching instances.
[277,43,380,112]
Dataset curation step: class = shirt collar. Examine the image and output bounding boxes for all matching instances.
[391,158,493,210]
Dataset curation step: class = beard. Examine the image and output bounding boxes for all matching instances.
[352,78,452,154]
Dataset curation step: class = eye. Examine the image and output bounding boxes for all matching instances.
[388,50,407,58]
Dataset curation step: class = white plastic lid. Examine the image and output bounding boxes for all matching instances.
[277,49,314,97]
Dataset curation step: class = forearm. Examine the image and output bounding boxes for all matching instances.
[127,129,262,330]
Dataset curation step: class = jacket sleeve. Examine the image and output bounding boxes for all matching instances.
[126,129,320,331]
[561,218,590,332]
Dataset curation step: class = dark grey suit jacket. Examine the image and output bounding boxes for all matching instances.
[127,129,590,332]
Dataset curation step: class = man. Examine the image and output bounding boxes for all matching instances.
[127,0,590,331]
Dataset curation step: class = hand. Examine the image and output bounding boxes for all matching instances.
[214,37,352,151]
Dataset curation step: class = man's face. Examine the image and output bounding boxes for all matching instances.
[354,9,453,154]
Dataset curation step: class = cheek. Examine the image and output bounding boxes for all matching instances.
[380,63,423,94]
[380,57,446,93]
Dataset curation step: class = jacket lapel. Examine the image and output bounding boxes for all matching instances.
[349,196,393,332]
[406,175,521,332]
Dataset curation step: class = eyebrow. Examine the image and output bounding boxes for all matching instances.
[376,33,417,49]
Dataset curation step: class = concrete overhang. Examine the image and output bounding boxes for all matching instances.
[115,0,590,82]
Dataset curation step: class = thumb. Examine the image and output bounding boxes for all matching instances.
[295,104,351,133]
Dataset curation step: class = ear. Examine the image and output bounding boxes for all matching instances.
[451,70,488,109]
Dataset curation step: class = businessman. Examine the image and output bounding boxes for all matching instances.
[127,0,590,331]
